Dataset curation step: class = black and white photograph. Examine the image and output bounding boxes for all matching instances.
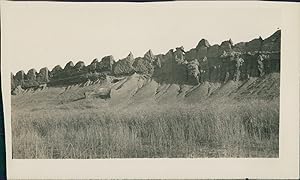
[1,1,299,179]
[9,3,281,159]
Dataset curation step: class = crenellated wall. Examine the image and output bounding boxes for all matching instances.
[11,30,281,91]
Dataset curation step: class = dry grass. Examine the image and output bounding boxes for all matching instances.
[11,97,279,159]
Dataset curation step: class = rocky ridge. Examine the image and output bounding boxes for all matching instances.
[11,30,280,95]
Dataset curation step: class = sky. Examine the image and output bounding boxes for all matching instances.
[2,2,281,74]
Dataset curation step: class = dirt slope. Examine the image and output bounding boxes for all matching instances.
[12,72,280,110]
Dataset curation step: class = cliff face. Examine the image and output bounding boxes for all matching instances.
[11,30,280,92]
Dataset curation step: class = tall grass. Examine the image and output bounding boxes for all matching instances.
[12,99,279,158]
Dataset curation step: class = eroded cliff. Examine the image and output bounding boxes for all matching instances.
[11,30,280,94]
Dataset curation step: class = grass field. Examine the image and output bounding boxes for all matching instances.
[12,96,279,159]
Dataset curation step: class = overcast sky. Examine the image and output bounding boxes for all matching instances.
[2,2,281,74]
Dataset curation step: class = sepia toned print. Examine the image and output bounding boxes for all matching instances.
[3,1,300,179]
[11,30,280,159]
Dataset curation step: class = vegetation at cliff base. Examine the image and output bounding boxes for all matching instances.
[12,98,279,159]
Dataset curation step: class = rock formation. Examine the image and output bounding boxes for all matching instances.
[88,58,98,73]
[36,67,49,83]
[113,52,135,76]
[50,65,63,77]
[132,50,156,76]
[262,30,281,52]
[11,73,16,90]
[11,85,24,95]
[15,70,25,82]
[133,57,154,76]
[97,55,115,73]
[186,59,200,85]
[11,30,281,94]
[245,37,263,52]
[27,68,37,81]
[74,61,85,71]
[196,39,210,49]
[64,61,74,70]
[144,49,155,62]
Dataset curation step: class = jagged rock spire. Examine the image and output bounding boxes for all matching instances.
[37,67,49,83]
[64,61,74,70]
[15,70,25,81]
[196,39,210,49]
[98,55,115,72]
[88,58,98,72]
[39,67,49,73]
[113,52,135,76]
[52,65,63,73]
[220,39,233,52]
[127,52,134,61]
[91,58,98,64]
[144,49,155,62]
[101,55,114,62]
[27,68,37,74]
[27,68,37,80]
[74,61,85,69]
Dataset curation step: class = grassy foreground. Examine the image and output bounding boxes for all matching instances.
[12,98,279,158]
